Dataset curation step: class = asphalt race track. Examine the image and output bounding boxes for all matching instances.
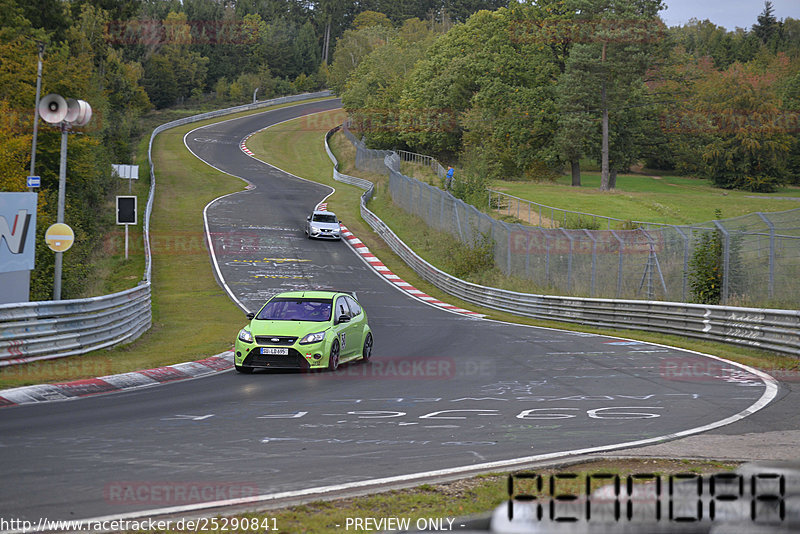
[0,100,781,523]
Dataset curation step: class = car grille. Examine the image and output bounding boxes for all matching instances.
[255,336,297,346]
[243,349,309,369]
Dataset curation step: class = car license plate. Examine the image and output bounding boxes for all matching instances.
[260,347,289,355]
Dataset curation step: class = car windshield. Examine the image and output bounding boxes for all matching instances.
[312,214,337,223]
[256,298,332,322]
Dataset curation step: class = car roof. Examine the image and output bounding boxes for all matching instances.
[271,290,355,300]
[311,210,337,217]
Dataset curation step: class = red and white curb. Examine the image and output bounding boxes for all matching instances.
[0,351,234,408]
[339,225,484,318]
[239,134,256,157]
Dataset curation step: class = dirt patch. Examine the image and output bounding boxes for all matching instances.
[494,200,559,228]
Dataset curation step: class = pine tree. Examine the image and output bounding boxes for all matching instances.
[753,1,778,44]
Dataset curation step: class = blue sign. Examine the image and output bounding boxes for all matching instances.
[27,176,40,188]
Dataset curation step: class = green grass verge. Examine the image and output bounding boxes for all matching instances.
[489,173,800,226]
[0,97,334,390]
[249,111,800,379]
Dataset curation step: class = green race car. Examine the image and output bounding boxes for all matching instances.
[234,290,373,373]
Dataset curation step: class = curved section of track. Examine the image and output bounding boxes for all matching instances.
[0,100,779,523]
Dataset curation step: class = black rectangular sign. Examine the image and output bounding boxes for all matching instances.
[116,196,137,225]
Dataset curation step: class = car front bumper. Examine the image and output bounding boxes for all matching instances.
[308,228,341,239]
[235,340,329,369]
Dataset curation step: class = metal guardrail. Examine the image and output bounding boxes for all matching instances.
[0,285,151,365]
[0,91,332,367]
[325,126,800,357]
[325,126,374,192]
[396,149,448,181]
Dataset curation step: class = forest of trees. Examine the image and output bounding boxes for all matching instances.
[336,1,800,194]
[0,0,508,300]
[2,0,799,300]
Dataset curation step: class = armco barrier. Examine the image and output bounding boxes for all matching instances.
[0,91,332,367]
[325,126,800,357]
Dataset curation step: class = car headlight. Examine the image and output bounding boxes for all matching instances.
[238,328,253,343]
[311,226,321,232]
[299,331,325,345]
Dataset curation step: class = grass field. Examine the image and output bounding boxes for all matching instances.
[489,172,800,226]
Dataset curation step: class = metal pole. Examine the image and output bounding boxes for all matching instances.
[253,87,259,104]
[54,122,68,300]
[610,230,624,298]
[673,225,689,301]
[29,42,44,192]
[125,224,129,260]
[584,229,597,296]
[713,221,730,304]
[756,212,775,299]
[525,230,530,276]
[560,229,573,292]
[505,222,511,275]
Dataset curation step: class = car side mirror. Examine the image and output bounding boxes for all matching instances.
[246,312,255,320]
[306,216,311,221]
[337,314,351,324]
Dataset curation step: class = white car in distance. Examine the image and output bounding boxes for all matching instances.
[305,210,342,240]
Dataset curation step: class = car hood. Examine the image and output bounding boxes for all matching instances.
[309,221,340,230]
[247,320,330,337]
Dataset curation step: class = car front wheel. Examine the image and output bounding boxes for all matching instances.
[328,339,340,371]
[362,333,373,362]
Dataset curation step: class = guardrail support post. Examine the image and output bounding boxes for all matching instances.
[673,225,689,302]
[610,230,624,298]
[583,229,597,296]
[713,221,731,304]
[560,229,574,292]
[756,212,775,299]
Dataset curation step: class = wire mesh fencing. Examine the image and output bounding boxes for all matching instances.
[341,124,800,307]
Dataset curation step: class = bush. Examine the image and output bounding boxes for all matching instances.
[688,227,723,304]
[562,215,602,230]
[450,151,494,209]
[688,209,746,304]
[442,231,495,278]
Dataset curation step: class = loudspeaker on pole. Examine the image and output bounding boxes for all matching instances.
[64,98,80,123]
[38,93,68,124]
[74,100,92,126]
